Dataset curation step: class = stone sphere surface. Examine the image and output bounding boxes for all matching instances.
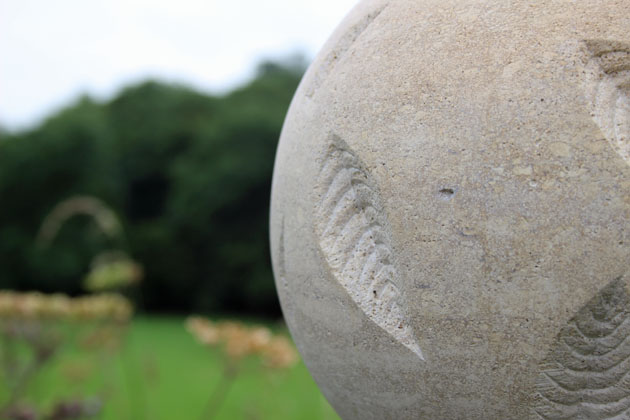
[269,1,630,418]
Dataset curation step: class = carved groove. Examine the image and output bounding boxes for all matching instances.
[278,217,288,290]
[533,278,630,419]
[583,40,630,164]
[305,4,386,98]
[314,134,423,359]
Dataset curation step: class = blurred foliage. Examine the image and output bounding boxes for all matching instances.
[0,57,305,316]
[83,252,143,292]
[185,316,297,369]
[0,317,338,420]
[185,316,299,418]
[0,291,133,419]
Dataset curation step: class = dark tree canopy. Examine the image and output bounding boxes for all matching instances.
[0,58,305,317]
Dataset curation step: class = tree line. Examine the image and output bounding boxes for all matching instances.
[0,58,306,317]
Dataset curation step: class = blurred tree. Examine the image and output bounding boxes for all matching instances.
[0,96,119,294]
[0,56,305,317]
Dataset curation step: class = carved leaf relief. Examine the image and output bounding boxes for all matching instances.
[583,40,630,164]
[534,278,630,419]
[314,134,423,359]
[304,4,386,98]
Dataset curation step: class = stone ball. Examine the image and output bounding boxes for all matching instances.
[269,0,630,418]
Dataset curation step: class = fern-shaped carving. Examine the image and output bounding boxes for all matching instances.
[304,4,386,98]
[583,40,630,164]
[314,134,423,359]
[533,278,630,419]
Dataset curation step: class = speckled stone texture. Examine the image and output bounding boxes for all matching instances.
[269,1,630,418]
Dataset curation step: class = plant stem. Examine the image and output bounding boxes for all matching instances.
[0,344,49,416]
[201,362,237,420]
[120,332,147,420]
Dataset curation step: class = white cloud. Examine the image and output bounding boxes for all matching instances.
[0,0,358,130]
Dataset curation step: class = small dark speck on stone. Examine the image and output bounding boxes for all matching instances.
[438,188,455,199]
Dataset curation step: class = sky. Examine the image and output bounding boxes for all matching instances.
[0,0,358,130]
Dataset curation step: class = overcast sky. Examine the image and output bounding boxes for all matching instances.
[0,0,358,130]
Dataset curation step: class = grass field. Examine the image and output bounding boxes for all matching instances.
[4,316,339,420]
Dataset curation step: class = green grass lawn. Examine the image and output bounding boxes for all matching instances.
[6,316,339,420]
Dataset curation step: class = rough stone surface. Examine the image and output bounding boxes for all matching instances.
[269,1,630,418]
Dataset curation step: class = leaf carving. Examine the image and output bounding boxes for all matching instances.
[304,4,386,99]
[314,134,423,359]
[583,40,630,164]
[533,277,630,419]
